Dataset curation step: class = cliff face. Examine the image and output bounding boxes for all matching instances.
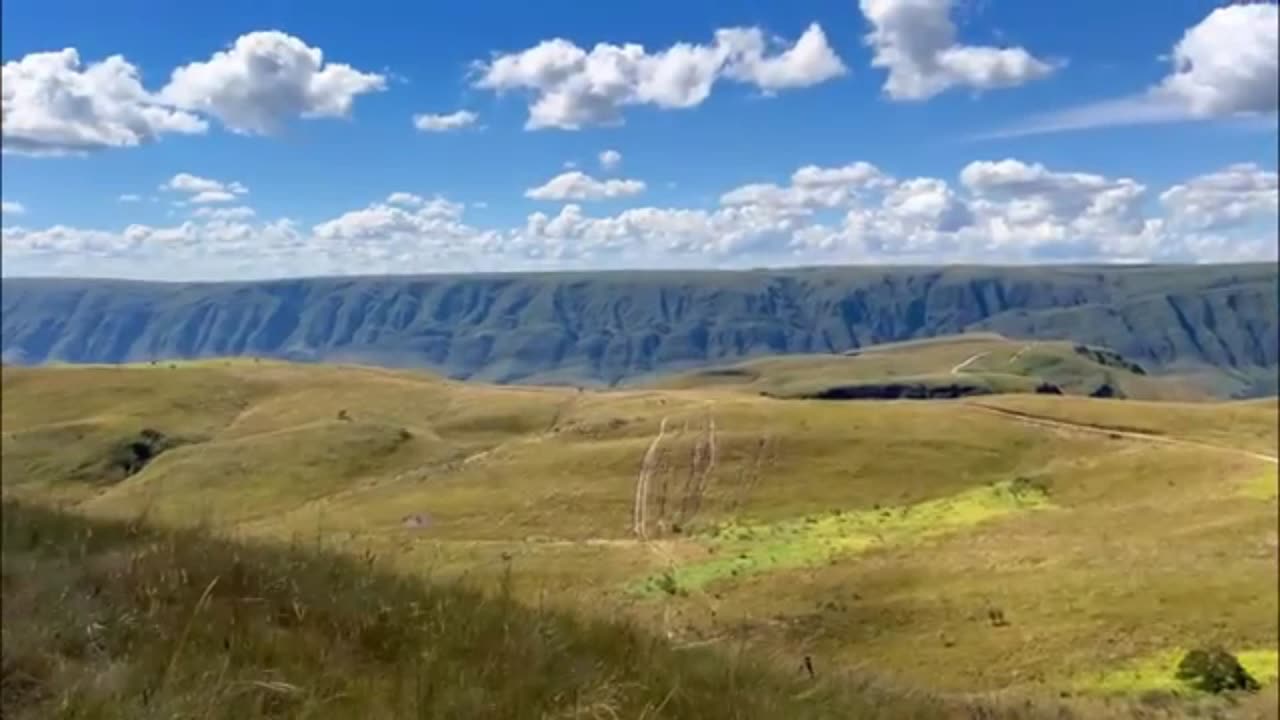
[3,264,1276,394]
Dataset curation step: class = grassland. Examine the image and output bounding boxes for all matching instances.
[2,339,1277,717]
[646,334,1210,401]
[0,499,878,719]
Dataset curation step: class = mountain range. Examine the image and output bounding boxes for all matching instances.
[2,264,1276,397]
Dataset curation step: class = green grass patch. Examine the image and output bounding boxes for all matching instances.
[1240,466,1279,500]
[1239,650,1280,686]
[1073,648,1278,696]
[632,478,1052,596]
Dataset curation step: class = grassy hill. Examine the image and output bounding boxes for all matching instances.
[2,358,1278,716]
[1,498,913,720]
[645,333,1208,401]
[3,264,1275,396]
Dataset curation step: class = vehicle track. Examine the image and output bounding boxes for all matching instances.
[968,402,1278,465]
[633,417,670,540]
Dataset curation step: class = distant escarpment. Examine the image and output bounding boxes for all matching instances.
[2,264,1276,396]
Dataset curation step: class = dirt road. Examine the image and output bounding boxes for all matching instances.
[950,351,991,376]
[968,402,1278,465]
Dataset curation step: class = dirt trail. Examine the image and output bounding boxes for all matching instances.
[968,402,1279,465]
[950,351,991,376]
[633,417,670,540]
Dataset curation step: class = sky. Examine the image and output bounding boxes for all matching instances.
[1,0,1277,280]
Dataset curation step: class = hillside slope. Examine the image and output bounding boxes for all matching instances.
[0,499,888,720]
[647,333,1207,401]
[2,264,1276,396]
[2,360,1276,709]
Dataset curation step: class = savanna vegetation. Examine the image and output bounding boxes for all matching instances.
[3,333,1276,718]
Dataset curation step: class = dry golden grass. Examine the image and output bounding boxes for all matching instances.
[2,355,1276,717]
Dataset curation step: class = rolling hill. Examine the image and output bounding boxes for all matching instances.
[2,263,1276,397]
[2,356,1276,716]
[646,333,1210,401]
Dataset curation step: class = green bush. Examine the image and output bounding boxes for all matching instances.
[1175,647,1260,694]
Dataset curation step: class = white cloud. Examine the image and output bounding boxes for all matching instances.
[413,110,479,132]
[859,0,1057,101]
[1,48,207,156]
[721,161,892,210]
[3,32,384,155]
[5,160,1276,279]
[192,205,256,221]
[118,193,142,203]
[717,23,848,92]
[164,174,225,193]
[473,23,846,129]
[986,3,1277,137]
[188,191,235,204]
[599,149,622,171]
[883,177,972,232]
[158,173,248,205]
[386,192,427,207]
[313,195,473,242]
[159,31,386,135]
[525,171,646,201]
[959,159,1149,249]
[1158,3,1277,118]
[1160,163,1278,231]
[1,200,26,216]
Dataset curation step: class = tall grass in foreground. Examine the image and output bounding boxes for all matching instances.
[2,500,1273,719]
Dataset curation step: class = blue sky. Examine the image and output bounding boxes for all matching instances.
[1,0,1276,279]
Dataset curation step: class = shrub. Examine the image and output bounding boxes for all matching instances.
[654,570,681,596]
[1175,647,1260,694]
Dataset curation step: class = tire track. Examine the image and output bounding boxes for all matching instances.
[968,402,1278,465]
[634,417,670,540]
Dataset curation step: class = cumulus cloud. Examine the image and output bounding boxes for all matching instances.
[1,49,207,156]
[1160,163,1278,231]
[118,193,142,203]
[599,149,622,171]
[413,110,479,132]
[1,200,26,216]
[313,194,475,242]
[473,23,846,129]
[859,0,1057,101]
[159,31,386,135]
[525,171,646,201]
[4,160,1275,279]
[959,159,1149,248]
[3,32,385,155]
[1158,3,1277,118]
[386,192,428,207]
[721,161,892,210]
[718,23,849,92]
[192,205,257,221]
[160,173,249,204]
[987,3,1277,137]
